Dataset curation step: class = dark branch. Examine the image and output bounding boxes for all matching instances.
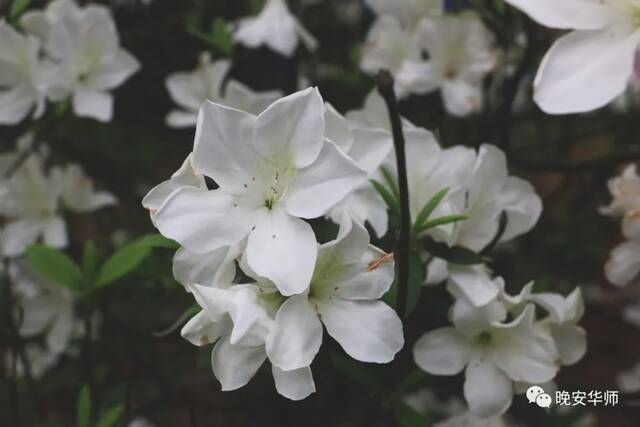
[377,70,411,319]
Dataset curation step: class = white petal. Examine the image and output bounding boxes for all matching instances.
[266,295,323,371]
[552,324,586,366]
[324,103,353,152]
[497,177,542,242]
[85,49,139,90]
[334,246,394,300]
[72,89,113,122]
[47,307,74,353]
[1,219,43,256]
[224,80,282,115]
[318,298,403,363]
[43,216,68,248]
[0,86,36,125]
[272,366,316,400]
[211,336,266,391]
[451,297,507,336]
[464,357,513,417]
[166,110,198,128]
[534,29,640,114]
[180,310,228,346]
[254,87,325,168]
[246,208,316,295]
[284,140,366,219]
[172,246,236,288]
[441,79,482,117]
[349,127,393,173]
[413,327,472,375]
[447,266,499,307]
[154,187,259,254]
[605,240,640,286]
[504,0,617,30]
[332,185,389,238]
[193,101,260,193]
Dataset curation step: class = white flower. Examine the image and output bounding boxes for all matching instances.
[413,303,558,417]
[234,0,317,57]
[0,148,67,256]
[31,0,140,121]
[265,215,403,371]
[152,88,366,296]
[0,21,47,124]
[618,361,640,392]
[325,104,393,237]
[54,164,117,212]
[504,0,640,114]
[600,164,640,216]
[365,0,443,27]
[605,212,640,286]
[361,16,433,99]
[346,89,417,131]
[182,283,316,400]
[417,13,497,117]
[165,53,282,128]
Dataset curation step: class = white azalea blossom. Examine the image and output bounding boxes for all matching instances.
[605,213,640,286]
[417,13,497,117]
[266,215,403,371]
[20,0,140,122]
[165,54,281,128]
[600,164,640,216]
[0,21,48,124]
[0,138,116,257]
[234,0,317,57]
[361,16,434,99]
[504,0,640,114]
[151,88,366,296]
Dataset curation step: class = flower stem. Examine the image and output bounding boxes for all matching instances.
[377,70,411,319]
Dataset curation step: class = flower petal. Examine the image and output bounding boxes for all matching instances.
[211,336,266,391]
[413,327,472,375]
[181,310,229,346]
[463,357,513,417]
[266,295,323,371]
[254,87,324,168]
[318,298,403,363]
[534,29,640,114]
[172,246,237,288]
[246,208,317,295]
[605,240,640,287]
[272,366,316,401]
[504,0,617,30]
[284,140,366,219]
[72,89,113,122]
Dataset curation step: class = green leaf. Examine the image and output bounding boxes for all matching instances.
[330,354,381,389]
[137,233,179,250]
[393,401,431,427]
[413,187,449,233]
[415,215,467,235]
[10,0,31,20]
[76,385,91,427]
[379,166,400,201]
[27,245,83,290]
[405,253,424,317]
[371,179,400,220]
[82,241,98,283]
[96,404,124,427]
[422,238,483,265]
[209,18,234,56]
[95,239,151,287]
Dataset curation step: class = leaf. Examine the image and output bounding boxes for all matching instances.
[96,404,124,427]
[422,238,483,265]
[393,400,431,427]
[137,233,179,250]
[379,166,400,201]
[415,215,467,235]
[27,245,83,291]
[413,187,449,233]
[371,179,400,220]
[10,0,31,20]
[209,18,234,56]
[405,253,424,317]
[96,239,151,287]
[82,241,98,283]
[330,354,381,389]
[76,385,91,427]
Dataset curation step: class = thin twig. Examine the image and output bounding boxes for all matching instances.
[377,70,411,319]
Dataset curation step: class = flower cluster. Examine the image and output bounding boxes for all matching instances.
[0,136,116,257]
[600,164,640,286]
[361,1,497,116]
[164,53,282,128]
[413,279,586,417]
[144,88,403,399]
[0,0,139,124]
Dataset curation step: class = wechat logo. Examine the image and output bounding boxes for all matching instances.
[526,385,552,408]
